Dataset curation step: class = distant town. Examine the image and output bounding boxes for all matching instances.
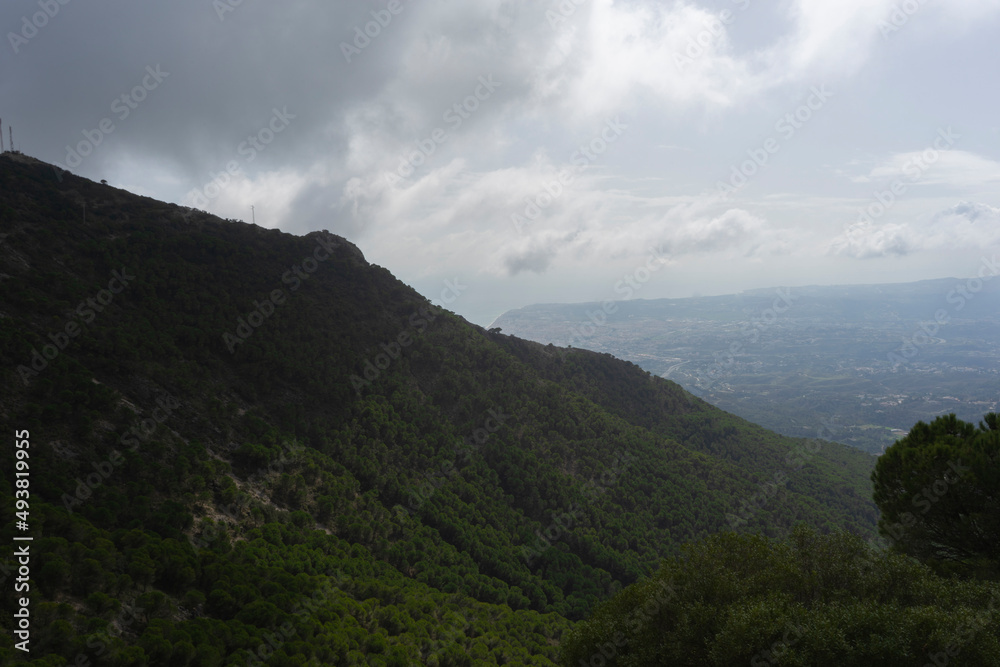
[492,278,1000,453]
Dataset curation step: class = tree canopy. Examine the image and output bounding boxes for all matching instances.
[564,413,1000,665]
[561,527,1000,666]
[872,412,1000,576]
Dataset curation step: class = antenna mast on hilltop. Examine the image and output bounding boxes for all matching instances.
[251,205,256,225]
[8,125,12,153]
[1,118,4,152]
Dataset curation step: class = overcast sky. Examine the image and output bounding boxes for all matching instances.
[4,0,1000,325]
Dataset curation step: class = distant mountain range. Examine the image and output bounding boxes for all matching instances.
[491,276,1000,453]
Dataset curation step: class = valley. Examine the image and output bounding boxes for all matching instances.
[491,279,1000,453]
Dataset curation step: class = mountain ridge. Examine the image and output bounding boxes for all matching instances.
[1,152,878,664]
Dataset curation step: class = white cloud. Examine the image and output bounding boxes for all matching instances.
[534,0,760,123]
[529,0,1000,129]
[829,201,1000,259]
[774,0,1000,80]
[338,139,782,279]
[829,221,911,259]
[775,0,896,79]
[860,150,1000,188]
[924,201,1000,248]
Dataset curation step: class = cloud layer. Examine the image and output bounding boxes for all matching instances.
[3,0,1000,323]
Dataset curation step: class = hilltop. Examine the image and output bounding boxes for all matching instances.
[0,153,878,664]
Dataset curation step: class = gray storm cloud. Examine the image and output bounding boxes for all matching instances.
[4,0,1000,325]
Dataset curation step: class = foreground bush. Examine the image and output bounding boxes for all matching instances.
[562,527,1000,666]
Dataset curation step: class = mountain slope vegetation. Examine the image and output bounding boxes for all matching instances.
[1,153,878,665]
[565,412,1000,665]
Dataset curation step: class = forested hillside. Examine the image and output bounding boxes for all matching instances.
[1,153,878,665]
[564,412,1000,665]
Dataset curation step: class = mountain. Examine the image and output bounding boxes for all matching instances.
[0,152,877,665]
[490,278,1000,454]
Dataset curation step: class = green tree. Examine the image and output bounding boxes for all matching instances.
[872,413,1000,575]
[561,527,1000,666]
